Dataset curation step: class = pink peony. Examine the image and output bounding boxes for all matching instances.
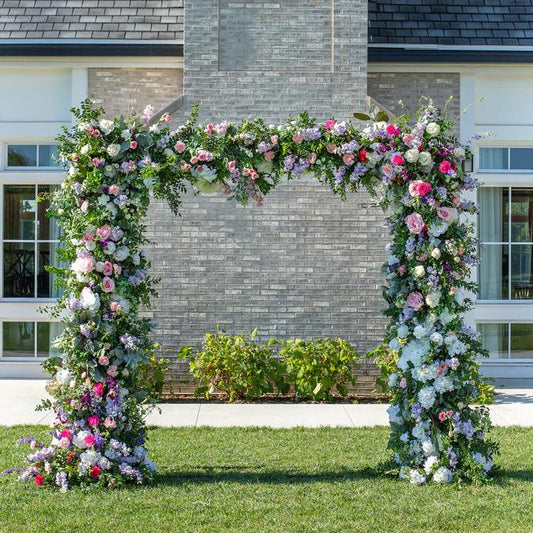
[264,151,275,161]
[307,153,317,165]
[104,418,116,429]
[98,355,110,365]
[84,434,95,447]
[87,416,100,428]
[408,180,432,197]
[407,291,425,310]
[324,120,336,130]
[97,225,112,240]
[93,383,104,397]
[343,153,355,166]
[386,124,400,136]
[270,134,279,145]
[60,429,72,439]
[110,301,120,313]
[72,253,95,274]
[174,141,186,153]
[405,212,425,234]
[108,184,120,195]
[392,154,404,166]
[82,233,94,243]
[439,160,451,173]
[437,207,457,223]
[129,140,138,150]
[102,277,115,293]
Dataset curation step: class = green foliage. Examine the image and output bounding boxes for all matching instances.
[183,328,284,401]
[276,338,360,400]
[367,344,398,394]
[137,353,170,400]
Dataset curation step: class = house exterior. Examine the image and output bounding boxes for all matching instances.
[0,0,531,384]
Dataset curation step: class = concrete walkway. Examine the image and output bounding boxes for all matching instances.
[1,379,532,428]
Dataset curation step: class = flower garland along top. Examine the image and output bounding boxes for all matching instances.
[7,99,497,490]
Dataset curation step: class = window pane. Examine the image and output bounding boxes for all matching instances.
[510,324,533,359]
[479,244,508,299]
[37,185,60,240]
[3,322,35,357]
[510,148,533,170]
[4,185,36,240]
[510,188,533,242]
[478,323,508,359]
[37,242,63,298]
[479,188,506,242]
[7,145,37,167]
[479,148,508,170]
[37,322,64,358]
[511,244,533,299]
[3,242,35,297]
[38,145,60,167]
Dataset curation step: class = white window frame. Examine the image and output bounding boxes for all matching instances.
[5,142,61,171]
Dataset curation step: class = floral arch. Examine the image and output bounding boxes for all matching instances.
[10,100,497,490]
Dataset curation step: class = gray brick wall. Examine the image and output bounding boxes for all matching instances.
[367,72,461,135]
[88,68,183,118]
[176,0,368,123]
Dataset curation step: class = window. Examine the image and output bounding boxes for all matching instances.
[2,321,63,359]
[7,144,59,168]
[3,185,61,299]
[479,147,533,171]
[478,187,533,300]
[478,323,533,360]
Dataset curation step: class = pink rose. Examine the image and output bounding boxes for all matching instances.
[439,160,451,173]
[110,301,120,313]
[392,154,404,166]
[87,416,99,428]
[452,195,461,207]
[60,429,72,439]
[386,124,400,136]
[324,120,336,130]
[82,233,94,243]
[270,134,279,145]
[98,355,110,365]
[108,184,120,195]
[72,253,95,274]
[264,151,275,161]
[180,162,191,172]
[405,212,425,234]
[129,140,138,150]
[97,225,112,240]
[403,134,413,144]
[102,277,115,293]
[58,437,70,448]
[407,291,424,310]
[399,377,407,388]
[84,434,95,447]
[292,133,304,144]
[408,180,432,197]
[107,366,118,377]
[343,153,355,166]
[190,156,198,164]
[80,200,89,212]
[307,153,317,164]
[174,141,186,153]
[437,207,457,223]
[93,383,104,397]
[113,264,122,275]
[382,164,393,176]
[326,144,337,154]
[397,264,407,276]
[103,261,113,276]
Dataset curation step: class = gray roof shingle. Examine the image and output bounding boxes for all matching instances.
[369,0,533,46]
[0,0,183,40]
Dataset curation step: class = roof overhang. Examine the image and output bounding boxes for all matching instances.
[369,44,533,63]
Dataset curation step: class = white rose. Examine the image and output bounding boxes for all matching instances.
[77,122,90,132]
[425,291,441,309]
[114,246,130,262]
[80,144,90,155]
[426,122,440,137]
[80,287,100,311]
[413,265,425,278]
[95,261,105,272]
[99,119,115,135]
[404,148,420,163]
[103,241,116,255]
[107,143,121,158]
[414,325,427,339]
[453,147,466,159]
[430,332,443,345]
[55,369,72,386]
[68,166,78,177]
[431,248,441,260]
[418,151,433,167]
[85,241,96,251]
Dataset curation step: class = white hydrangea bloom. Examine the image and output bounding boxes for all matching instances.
[422,440,436,456]
[424,455,439,475]
[409,469,426,485]
[434,375,454,393]
[433,466,453,483]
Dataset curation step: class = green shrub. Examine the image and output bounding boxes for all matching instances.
[367,343,397,394]
[276,338,360,400]
[137,353,170,400]
[184,328,285,401]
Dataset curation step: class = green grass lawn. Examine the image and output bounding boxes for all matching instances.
[0,426,532,533]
